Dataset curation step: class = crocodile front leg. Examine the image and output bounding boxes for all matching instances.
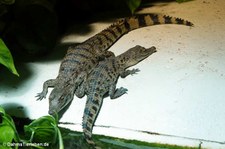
[36,79,56,100]
[120,68,140,78]
[109,83,128,99]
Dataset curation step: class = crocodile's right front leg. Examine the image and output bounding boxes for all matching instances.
[36,79,56,100]
[109,83,128,99]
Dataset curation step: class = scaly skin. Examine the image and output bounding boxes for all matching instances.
[36,14,193,115]
[75,45,157,145]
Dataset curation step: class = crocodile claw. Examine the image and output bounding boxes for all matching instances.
[36,92,46,101]
[130,68,140,75]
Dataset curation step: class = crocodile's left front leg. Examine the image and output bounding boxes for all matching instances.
[120,68,140,78]
[36,79,56,100]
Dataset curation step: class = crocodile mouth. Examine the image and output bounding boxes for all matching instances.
[48,90,74,115]
[138,46,157,60]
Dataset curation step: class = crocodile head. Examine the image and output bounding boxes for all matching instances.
[48,84,75,115]
[118,45,157,68]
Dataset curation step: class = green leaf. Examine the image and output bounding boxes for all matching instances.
[0,107,16,146]
[25,115,57,128]
[0,106,6,115]
[0,106,20,143]
[24,115,58,144]
[126,0,141,14]
[0,38,19,76]
[0,145,12,149]
[0,125,14,143]
[56,126,64,149]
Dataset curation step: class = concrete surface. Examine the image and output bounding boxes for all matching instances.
[1,0,225,148]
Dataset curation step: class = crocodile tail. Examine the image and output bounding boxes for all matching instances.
[110,13,193,36]
[86,13,193,51]
[119,13,193,31]
[82,95,103,145]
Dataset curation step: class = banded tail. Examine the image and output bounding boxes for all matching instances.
[82,95,103,145]
[84,13,193,51]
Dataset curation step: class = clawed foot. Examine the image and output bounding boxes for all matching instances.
[129,68,140,75]
[117,87,128,94]
[111,87,128,99]
[36,92,46,101]
[36,79,55,101]
[120,68,140,78]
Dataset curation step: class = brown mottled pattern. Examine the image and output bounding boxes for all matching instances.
[36,14,193,121]
[77,46,157,145]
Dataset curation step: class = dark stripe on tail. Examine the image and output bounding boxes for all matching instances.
[150,14,160,24]
[104,28,118,39]
[175,17,194,26]
[92,106,98,113]
[175,18,184,24]
[115,26,123,34]
[164,15,172,24]
[92,99,100,106]
[124,19,131,30]
[88,112,93,118]
[96,36,103,45]
[98,32,114,43]
[88,119,93,124]
[186,21,193,26]
[137,15,147,27]
[84,124,92,131]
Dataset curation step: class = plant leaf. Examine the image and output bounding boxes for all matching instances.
[126,0,142,14]
[0,106,6,115]
[0,106,20,143]
[24,115,58,144]
[0,38,19,76]
[0,125,15,143]
[0,107,15,144]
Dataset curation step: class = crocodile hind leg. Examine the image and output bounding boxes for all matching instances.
[75,82,86,98]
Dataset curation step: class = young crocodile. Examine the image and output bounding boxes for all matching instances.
[75,45,157,145]
[36,14,193,115]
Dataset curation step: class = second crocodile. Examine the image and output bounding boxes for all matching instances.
[75,45,157,145]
